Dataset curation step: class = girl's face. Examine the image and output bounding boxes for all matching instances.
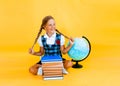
[44,19,56,35]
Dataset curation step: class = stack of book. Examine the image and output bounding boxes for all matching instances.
[41,55,63,80]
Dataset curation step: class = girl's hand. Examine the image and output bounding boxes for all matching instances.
[69,37,74,46]
[29,48,35,55]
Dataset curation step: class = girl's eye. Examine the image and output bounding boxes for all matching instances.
[48,24,55,26]
[49,24,52,26]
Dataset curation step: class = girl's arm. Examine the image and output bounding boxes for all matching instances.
[29,47,44,56]
[61,38,74,54]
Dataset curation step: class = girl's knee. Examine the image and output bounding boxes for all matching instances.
[67,60,73,67]
[29,67,37,75]
[29,64,41,75]
[64,60,73,69]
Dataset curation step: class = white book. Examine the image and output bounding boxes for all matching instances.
[43,76,63,80]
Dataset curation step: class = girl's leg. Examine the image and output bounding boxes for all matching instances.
[63,60,73,69]
[29,64,41,75]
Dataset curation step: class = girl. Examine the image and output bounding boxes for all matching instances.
[29,15,74,75]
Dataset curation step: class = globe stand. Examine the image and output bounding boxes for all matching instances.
[72,59,83,68]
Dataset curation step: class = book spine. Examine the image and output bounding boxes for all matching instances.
[42,67,63,71]
[42,64,63,68]
[43,76,63,80]
[43,74,63,78]
[43,73,63,76]
[43,70,62,73]
[41,61,63,63]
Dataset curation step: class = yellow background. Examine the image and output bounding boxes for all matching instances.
[0,0,120,86]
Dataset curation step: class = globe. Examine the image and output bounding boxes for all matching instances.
[68,36,91,61]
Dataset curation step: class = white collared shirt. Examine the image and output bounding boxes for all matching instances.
[37,32,65,47]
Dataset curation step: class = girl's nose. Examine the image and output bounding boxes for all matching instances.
[52,25,55,28]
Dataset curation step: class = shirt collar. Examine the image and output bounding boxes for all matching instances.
[44,32,56,38]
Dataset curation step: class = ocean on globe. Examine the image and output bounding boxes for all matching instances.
[68,37,90,61]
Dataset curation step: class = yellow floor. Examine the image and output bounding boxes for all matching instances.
[0,0,120,86]
[0,44,120,86]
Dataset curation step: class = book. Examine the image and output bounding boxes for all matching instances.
[42,67,63,71]
[41,55,64,80]
[42,62,63,67]
[44,76,63,80]
[43,70,62,73]
[43,73,63,76]
[41,55,62,63]
[42,64,63,68]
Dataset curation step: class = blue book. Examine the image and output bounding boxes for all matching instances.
[41,55,62,63]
